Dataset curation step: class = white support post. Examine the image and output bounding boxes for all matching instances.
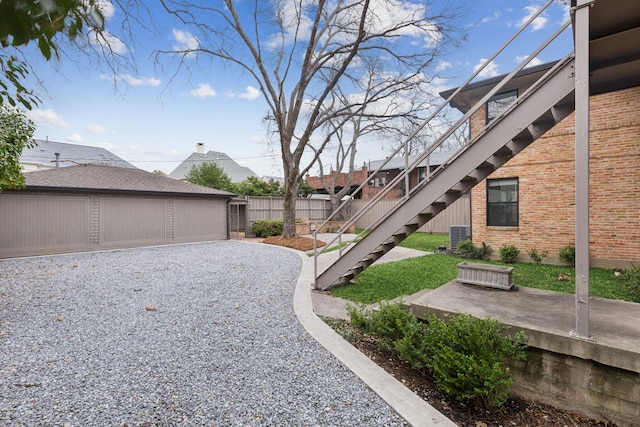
[572,0,593,340]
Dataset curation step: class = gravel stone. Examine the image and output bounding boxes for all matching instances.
[0,241,407,426]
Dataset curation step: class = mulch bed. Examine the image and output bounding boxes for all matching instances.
[262,236,325,251]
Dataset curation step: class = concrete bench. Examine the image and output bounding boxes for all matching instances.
[457,262,514,290]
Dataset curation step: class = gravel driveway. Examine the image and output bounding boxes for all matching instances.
[0,241,406,426]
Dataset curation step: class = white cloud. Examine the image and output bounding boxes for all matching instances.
[96,0,116,21]
[473,58,500,78]
[239,86,260,100]
[190,83,217,98]
[435,61,451,72]
[267,0,442,51]
[517,5,548,31]
[100,31,127,54]
[515,55,543,68]
[102,73,161,86]
[481,10,503,24]
[66,134,83,143]
[26,109,70,128]
[229,86,261,100]
[173,29,200,53]
[86,123,108,134]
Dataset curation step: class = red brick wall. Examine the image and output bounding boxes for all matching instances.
[470,86,640,267]
[306,166,369,190]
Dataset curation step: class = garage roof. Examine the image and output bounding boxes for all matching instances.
[23,164,235,197]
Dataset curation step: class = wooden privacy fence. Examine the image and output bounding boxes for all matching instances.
[241,193,470,236]
[243,196,331,236]
[349,193,470,234]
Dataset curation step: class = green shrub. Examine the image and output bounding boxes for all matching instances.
[457,240,492,260]
[393,320,432,371]
[559,245,576,266]
[426,314,527,409]
[348,303,527,409]
[347,301,414,350]
[499,244,520,264]
[618,265,640,302]
[252,219,283,237]
[526,247,548,264]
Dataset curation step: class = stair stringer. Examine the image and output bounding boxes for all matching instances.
[315,58,576,291]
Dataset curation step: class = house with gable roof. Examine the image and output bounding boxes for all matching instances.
[20,139,136,171]
[168,143,257,182]
[305,151,457,200]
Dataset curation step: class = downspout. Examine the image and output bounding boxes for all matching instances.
[226,197,232,240]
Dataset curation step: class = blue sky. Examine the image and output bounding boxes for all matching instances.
[23,0,572,178]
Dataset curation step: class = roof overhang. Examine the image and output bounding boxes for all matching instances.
[19,185,235,199]
[441,0,640,112]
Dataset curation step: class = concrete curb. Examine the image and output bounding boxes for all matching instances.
[291,249,457,427]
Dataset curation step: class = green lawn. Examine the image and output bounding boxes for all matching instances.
[331,233,630,305]
[398,232,449,252]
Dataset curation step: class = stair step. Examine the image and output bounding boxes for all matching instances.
[506,138,531,154]
[494,145,514,157]
[551,104,574,122]
[445,188,463,197]
[477,160,496,171]
[417,212,433,220]
[461,175,478,185]
[349,265,364,275]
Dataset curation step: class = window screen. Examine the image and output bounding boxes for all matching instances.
[487,178,518,226]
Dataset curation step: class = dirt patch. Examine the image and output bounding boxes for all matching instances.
[262,236,326,252]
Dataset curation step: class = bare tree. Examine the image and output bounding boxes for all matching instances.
[313,115,361,219]
[156,0,463,238]
[311,50,468,215]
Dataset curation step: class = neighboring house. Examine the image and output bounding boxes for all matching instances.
[168,143,258,182]
[441,62,640,268]
[367,151,456,199]
[305,164,370,199]
[20,139,136,171]
[306,151,454,200]
[0,164,234,259]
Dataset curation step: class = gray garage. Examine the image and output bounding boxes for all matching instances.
[0,164,234,259]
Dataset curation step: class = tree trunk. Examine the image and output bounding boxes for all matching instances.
[281,169,300,239]
[282,190,297,239]
[329,195,346,221]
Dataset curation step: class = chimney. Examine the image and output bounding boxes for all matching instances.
[196,143,205,154]
[55,152,60,168]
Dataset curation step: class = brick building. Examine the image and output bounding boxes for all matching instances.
[306,151,453,200]
[442,63,640,268]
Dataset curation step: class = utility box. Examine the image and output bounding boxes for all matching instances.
[450,225,471,250]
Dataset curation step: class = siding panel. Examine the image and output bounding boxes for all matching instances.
[174,199,227,241]
[0,194,89,257]
[100,198,166,246]
[351,194,470,234]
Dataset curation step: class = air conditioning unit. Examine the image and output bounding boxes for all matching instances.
[450,225,471,250]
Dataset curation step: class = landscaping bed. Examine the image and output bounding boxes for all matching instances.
[327,318,616,427]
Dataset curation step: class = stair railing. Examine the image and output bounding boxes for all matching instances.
[313,0,571,284]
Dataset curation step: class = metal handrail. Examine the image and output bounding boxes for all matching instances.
[313,0,572,284]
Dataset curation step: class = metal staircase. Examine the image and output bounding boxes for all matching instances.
[314,54,576,290]
[313,0,640,291]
